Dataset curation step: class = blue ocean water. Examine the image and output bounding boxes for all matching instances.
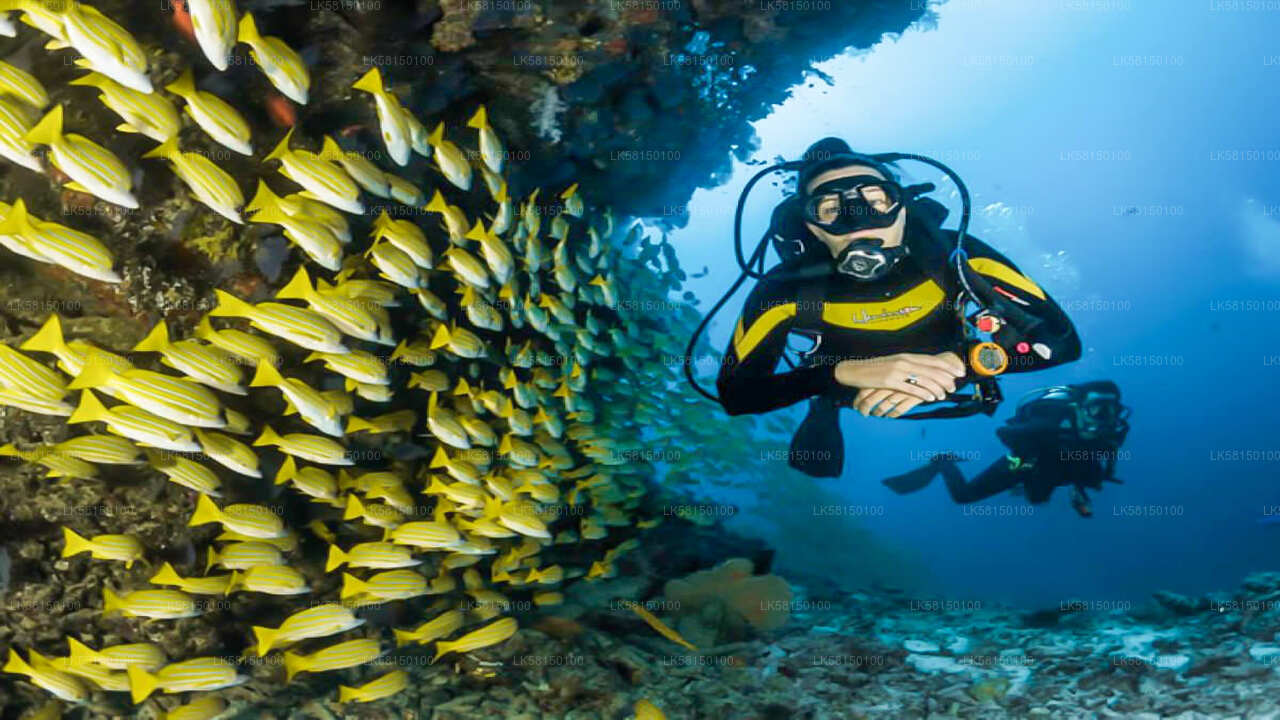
[673,0,1280,608]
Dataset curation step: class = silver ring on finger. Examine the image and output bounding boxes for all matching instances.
[905,374,919,385]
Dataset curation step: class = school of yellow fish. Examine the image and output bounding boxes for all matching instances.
[0,1,699,717]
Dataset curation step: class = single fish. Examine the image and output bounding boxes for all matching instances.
[164,68,252,155]
[351,67,411,166]
[142,136,244,224]
[338,669,408,704]
[433,617,517,663]
[283,638,382,681]
[237,12,308,104]
[69,70,178,143]
[126,657,246,704]
[61,526,143,567]
[0,198,121,282]
[186,0,237,71]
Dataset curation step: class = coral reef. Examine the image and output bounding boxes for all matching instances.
[663,557,794,647]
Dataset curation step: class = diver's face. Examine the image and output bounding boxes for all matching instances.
[804,165,907,259]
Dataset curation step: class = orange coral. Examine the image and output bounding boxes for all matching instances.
[663,557,793,632]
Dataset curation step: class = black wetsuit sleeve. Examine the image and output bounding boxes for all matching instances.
[962,237,1082,372]
[715,279,838,415]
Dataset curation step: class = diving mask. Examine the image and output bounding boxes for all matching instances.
[803,176,904,235]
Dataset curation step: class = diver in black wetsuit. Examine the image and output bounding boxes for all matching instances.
[882,381,1131,517]
[709,138,1082,476]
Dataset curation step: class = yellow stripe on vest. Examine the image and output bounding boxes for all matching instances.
[822,281,946,330]
[732,302,797,360]
[967,257,1045,300]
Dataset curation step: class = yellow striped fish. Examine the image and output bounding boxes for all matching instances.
[142,136,244,224]
[0,343,67,400]
[385,170,424,206]
[265,128,362,213]
[3,649,88,703]
[56,2,151,93]
[251,603,364,656]
[0,58,47,109]
[275,455,340,505]
[340,569,427,602]
[161,695,227,720]
[126,657,247,704]
[24,105,137,207]
[0,386,71,416]
[372,210,433,268]
[325,541,419,572]
[442,245,490,289]
[466,105,505,175]
[306,349,388,386]
[322,135,391,198]
[71,391,201,453]
[210,289,347,354]
[351,68,411,166]
[387,519,462,550]
[53,430,140,466]
[338,669,408,703]
[193,428,261,478]
[237,12,309,105]
[283,638,381,681]
[246,181,342,270]
[249,362,344,438]
[0,96,41,172]
[164,68,251,155]
[206,541,283,571]
[0,199,120,283]
[254,424,351,465]
[433,617,518,662]
[366,240,422,290]
[393,610,463,647]
[225,565,310,596]
[39,650,130,692]
[424,190,469,243]
[192,315,280,366]
[188,493,287,539]
[67,356,227,429]
[149,562,232,595]
[347,409,415,435]
[69,71,178,142]
[276,267,391,345]
[0,442,97,480]
[465,220,515,285]
[426,121,471,191]
[61,526,142,567]
[102,587,200,620]
[218,528,298,552]
[342,493,405,530]
[132,322,244,394]
[187,0,237,71]
[66,637,165,671]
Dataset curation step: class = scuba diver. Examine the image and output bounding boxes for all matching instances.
[685,138,1082,477]
[882,381,1131,517]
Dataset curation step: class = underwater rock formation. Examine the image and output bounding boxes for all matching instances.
[663,557,793,647]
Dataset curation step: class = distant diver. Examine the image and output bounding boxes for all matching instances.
[883,381,1131,517]
[685,138,1081,477]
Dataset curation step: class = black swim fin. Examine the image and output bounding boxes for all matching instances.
[788,396,844,478]
[881,454,961,495]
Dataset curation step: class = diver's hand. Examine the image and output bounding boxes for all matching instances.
[852,389,926,418]
[834,353,965,403]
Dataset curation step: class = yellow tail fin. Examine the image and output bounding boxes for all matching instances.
[126,664,159,704]
[245,181,290,224]
[209,289,255,319]
[188,493,223,528]
[20,314,68,357]
[346,416,374,434]
[164,68,197,98]
[274,266,314,301]
[392,628,414,648]
[66,637,100,667]
[324,543,347,572]
[466,105,489,130]
[425,190,447,213]
[337,684,360,703]
[274,455,297,485]
[3,649,32,676]
[249,359,285,389]
[66,354,117,390]
[351,67,384,95]
[342,493,365,521]
[427,122,444,146]
[205,545,219,573]
[251,625,278,657]
[24,104,63,146]
[102,587,122,616]
[282,650,306,682]
[61,526,92,558]
[253,424,283,448]
[67,389,111,425]
[140,136,180,161]
[132,322,172,353]
[150,561,183,588]
[265,127,295,163]
[236,11,262,45]
[339,572,367,600]
[0,198,35,237]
